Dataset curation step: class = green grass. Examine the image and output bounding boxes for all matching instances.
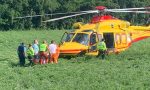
[0,30,150,90]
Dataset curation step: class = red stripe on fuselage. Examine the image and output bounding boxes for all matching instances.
[132,36,150,43]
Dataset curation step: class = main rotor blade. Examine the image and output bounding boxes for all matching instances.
[107,7,150,11]
[106,10,150,14]
[42,10,99,22]
[15,15,43,19]
[14,10,98,19]
[14,13,79,19]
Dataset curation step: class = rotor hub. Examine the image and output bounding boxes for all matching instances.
[96,6,107,11]
[91,15,116,23]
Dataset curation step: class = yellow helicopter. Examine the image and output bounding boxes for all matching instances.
[43,6,150,57]
[16,6,150,57]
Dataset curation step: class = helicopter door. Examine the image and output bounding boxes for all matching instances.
[60,32,68,43]
[87,32,99,55]
[103,33,115,48]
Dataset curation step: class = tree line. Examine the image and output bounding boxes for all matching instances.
[0,0,149,30]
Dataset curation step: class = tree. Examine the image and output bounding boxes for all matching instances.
[0,0,149,30]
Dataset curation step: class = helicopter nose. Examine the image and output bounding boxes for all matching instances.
[59,42,88,55]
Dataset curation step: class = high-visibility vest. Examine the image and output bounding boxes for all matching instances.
[39,44,47,51]
[27,47,34,56]
[97,41,107,51]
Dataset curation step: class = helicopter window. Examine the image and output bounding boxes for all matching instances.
[98,34,102,41]
[121,34,127,44]
[90,34,97,45]
[65,33,75,42]
[127,34,132,43]
[72,33,88,45]
[115,34,121,44]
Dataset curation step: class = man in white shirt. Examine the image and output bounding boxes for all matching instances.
[49,40,57,63]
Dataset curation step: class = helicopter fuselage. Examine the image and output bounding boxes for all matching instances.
[59,15,150,57]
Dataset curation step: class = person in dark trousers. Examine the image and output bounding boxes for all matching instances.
[17,43,26,66]
[97,38,107,59]
[27,44,34,66]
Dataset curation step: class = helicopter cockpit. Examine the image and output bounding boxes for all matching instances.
[61,32,89,45]
[72,33,88,45]
[59,31,100,56]
[65,33,75,42]
[60,30,100,53]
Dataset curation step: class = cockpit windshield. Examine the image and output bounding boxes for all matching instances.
[65,33,75,42]
[72,33,88,45]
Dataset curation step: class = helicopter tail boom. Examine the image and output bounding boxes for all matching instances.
[130,26,150,43]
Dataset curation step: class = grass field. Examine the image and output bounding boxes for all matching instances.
[0,30,150,90]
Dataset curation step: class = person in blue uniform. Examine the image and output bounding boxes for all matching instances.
[17,43,26,66]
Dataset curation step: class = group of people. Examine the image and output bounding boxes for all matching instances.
[17,38,107,66]
[17,39,60,66]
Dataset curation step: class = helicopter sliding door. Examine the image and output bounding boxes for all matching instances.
[103,33,115,48]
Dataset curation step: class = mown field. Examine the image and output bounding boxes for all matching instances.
[0,30,150,90]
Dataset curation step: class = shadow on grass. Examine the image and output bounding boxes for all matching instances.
[0,58,26,68]
[9,61,35,68]
[0,58,10,62]
[69,56,93,63]
[9,62,20,67]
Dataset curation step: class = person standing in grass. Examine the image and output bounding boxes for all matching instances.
[49,40,58,64]
[97,38,107,60]
[27,44,34,65]
[17,42,26,66]
[32,39,39,64]
[39,40,48,64]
